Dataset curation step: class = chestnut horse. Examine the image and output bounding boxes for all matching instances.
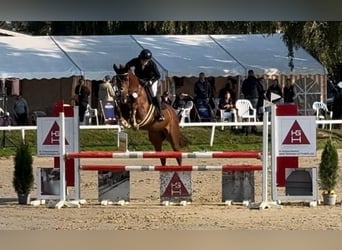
[113,64,188,166]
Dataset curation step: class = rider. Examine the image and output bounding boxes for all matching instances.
[125,49,165,121]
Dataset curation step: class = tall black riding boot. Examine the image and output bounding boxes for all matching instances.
[153,97,165,121]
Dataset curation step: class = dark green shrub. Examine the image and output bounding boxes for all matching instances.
[319,139,339,194]
[12,142,34,195]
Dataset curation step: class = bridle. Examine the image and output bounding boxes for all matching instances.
[116,71,142,104]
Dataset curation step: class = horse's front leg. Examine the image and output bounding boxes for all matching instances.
[132,109,138,128]
[115,100,131,128]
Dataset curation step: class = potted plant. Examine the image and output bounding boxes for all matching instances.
[12,142,34,204]
[318,139,339,205]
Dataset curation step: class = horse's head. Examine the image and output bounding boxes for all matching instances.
[113,64,141,104]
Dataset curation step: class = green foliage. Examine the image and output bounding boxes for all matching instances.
[319,139,339,193]
[12,143,34,195]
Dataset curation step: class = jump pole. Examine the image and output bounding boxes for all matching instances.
[80,164,262,171]
[66,151,261,159]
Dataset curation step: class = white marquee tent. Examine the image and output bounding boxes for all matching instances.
[0,34,327,116]
[51,35,141,80]
[131,35,246,77]
[0,36,81,79]
[0,34,326,80]
[211,33,326,76]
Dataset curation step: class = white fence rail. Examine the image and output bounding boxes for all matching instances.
[0,120,341,147]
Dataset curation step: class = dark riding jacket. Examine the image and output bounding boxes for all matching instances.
[125,57,161,83]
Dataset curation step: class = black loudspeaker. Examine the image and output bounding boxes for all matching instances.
[5,78,20,96]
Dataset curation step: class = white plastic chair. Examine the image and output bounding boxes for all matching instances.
[312,101,333,130]
[84,104,99,125]
[213,98,237,130]
[235,99,257,123]
[179,100,193,125]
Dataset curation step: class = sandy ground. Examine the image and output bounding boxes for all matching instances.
[0,150,342,230]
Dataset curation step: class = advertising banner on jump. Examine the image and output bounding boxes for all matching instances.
[37,117,75,156]
[277,116,316,156]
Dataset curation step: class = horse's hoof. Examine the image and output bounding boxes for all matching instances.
[120,119,131,128]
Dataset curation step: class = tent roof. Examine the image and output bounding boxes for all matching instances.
[0,36,81,79]
[132,35,246,77]
[51,35,142,80]
[211,34,327,75]
[0,34,327,80]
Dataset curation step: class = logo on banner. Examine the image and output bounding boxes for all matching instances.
[43,121,69,145]
[282,120,310,145]
[163,172,189,197]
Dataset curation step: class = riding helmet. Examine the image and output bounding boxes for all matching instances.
[139,49,152,60]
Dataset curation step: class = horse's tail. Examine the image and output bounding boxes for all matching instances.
[179,132,190,148]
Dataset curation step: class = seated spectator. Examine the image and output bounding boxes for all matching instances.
[172,92,194,117]
[161,91,172,106]
[218,77,238,112]
[218,90,235,121]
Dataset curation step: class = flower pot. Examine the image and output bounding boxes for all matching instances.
[322,193,337,206]
[17,193,31,205]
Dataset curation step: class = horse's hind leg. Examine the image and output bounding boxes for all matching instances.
[166,132,182,166]
[148,131,166,166]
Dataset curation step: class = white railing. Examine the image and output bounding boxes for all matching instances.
[0,120,341,147]
[0,124,122,146]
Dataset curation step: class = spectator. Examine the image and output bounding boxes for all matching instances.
[241,70,259,133]
[124,49,164,121]
[283,78,295,104]
[172,92,194,117]
[266,78,283,103]
[98,75,115,105]
[218,90,235,122]
[241,70,259,109]
[218,77,233,99]
[74,77,90,124]
[194,72,212,120]
[161,91,172,106]
[194,72,211,104]
[12,93,29,126]
[98,75,116,123]
[256,77,266,121]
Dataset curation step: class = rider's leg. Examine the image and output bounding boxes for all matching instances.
[147,81,164,121]
[144,85,154,104]
[153,95,165,121]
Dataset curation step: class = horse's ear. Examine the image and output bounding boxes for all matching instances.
[118,64,129,73]
[113,64,119,73]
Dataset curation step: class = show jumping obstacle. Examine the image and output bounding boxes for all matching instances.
[35,106,268,209]
[68,150,263,206]
[35,102,319,209]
